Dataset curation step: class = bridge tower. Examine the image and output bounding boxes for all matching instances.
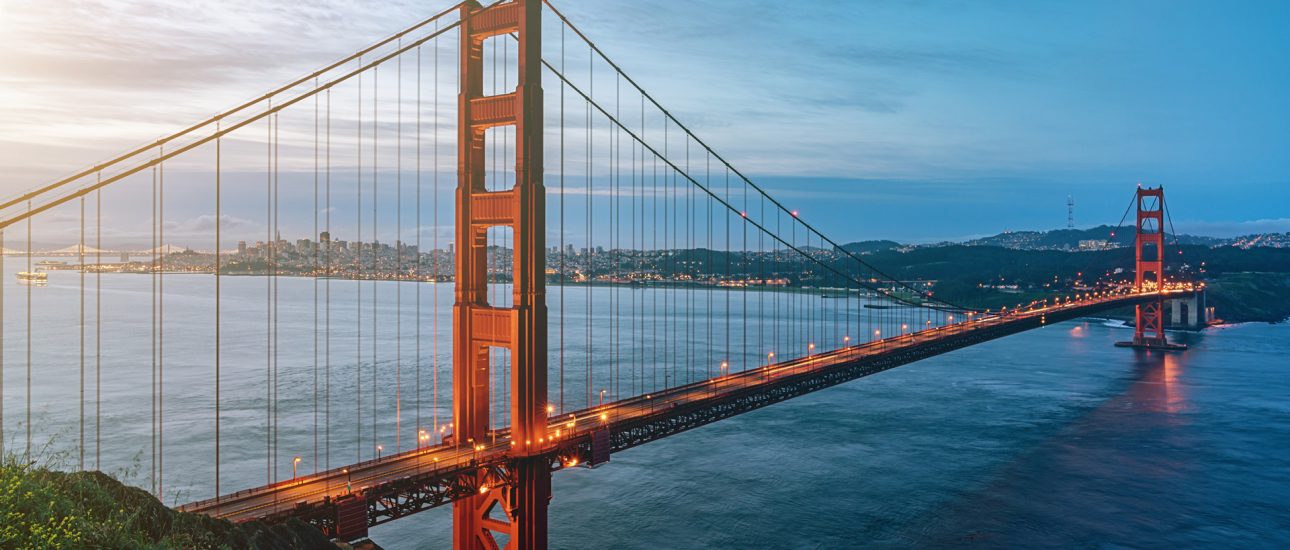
[453,0,549,548]
[1122,185,1181,349]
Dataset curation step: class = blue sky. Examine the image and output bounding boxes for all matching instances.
[1,0,1286,245]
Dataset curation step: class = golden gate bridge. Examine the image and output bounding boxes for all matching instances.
[0,1,1200,547]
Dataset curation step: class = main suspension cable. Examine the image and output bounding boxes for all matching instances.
[540,2,965,312]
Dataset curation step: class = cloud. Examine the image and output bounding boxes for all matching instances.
[2,0,1285,247]
[165,214,259,235]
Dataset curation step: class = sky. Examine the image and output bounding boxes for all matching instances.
[1,0,1287,245]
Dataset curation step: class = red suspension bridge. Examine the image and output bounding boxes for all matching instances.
[0,1,1201,548]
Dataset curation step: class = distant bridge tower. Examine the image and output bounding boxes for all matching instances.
[1118,185,1185,350]
[1067,195,1075,229]
[453,0,549,548]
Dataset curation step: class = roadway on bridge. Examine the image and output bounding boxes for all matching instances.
[181,290,1185,523]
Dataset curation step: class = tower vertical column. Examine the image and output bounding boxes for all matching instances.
[1132,186,1167,347]
[453,1,548,548]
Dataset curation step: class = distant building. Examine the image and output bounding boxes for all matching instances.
[237,241,247,256]
[1079,239,1111,251]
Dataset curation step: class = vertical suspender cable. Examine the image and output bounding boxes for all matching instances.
[214,121,222,504]
[636,91,643,395]
[758,193,764,373]
[685,139,692,384]
[632,85,638,395]
[415,44,422,444]
[558,23,565,414]
[325,89,332,471]
[665,120,672,389]
[79,197,85,469]
[706,151,713,382]
[396,40,403,452]
[95,179,102,469]
[651,127,658,395]
[314,78,321,471]
[159,148,168,495]
[586,44,593,408]
[741,169,748,374]
[21,201,30,459]
[357,62,364,463]
[372,64,379,454]
[265,105,273,484]
[273,110,280,482]
[432,24,440,442]
[151,164,157,494]
[26,200,33,462]
[611,72,618,402]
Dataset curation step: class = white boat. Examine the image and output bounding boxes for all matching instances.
[16,269,48,284]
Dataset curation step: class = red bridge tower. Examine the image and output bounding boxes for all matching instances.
[453,0,549,548]
[1118,185,1185,350]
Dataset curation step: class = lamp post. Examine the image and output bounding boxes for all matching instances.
[376,445,383,460]
[292,456,301,480]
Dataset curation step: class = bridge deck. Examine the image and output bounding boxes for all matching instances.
[178,290,1192,534]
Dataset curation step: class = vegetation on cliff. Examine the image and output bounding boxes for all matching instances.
[0,456,334,549]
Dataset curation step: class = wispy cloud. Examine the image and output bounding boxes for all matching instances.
[1,0,1285,244]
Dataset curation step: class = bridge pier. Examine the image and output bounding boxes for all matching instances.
[1167,291,1208,329]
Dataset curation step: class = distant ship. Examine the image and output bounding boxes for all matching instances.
[16,269,48,284]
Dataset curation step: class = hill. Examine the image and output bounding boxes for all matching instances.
[0,458,336,549]
[958,225,1228,251]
